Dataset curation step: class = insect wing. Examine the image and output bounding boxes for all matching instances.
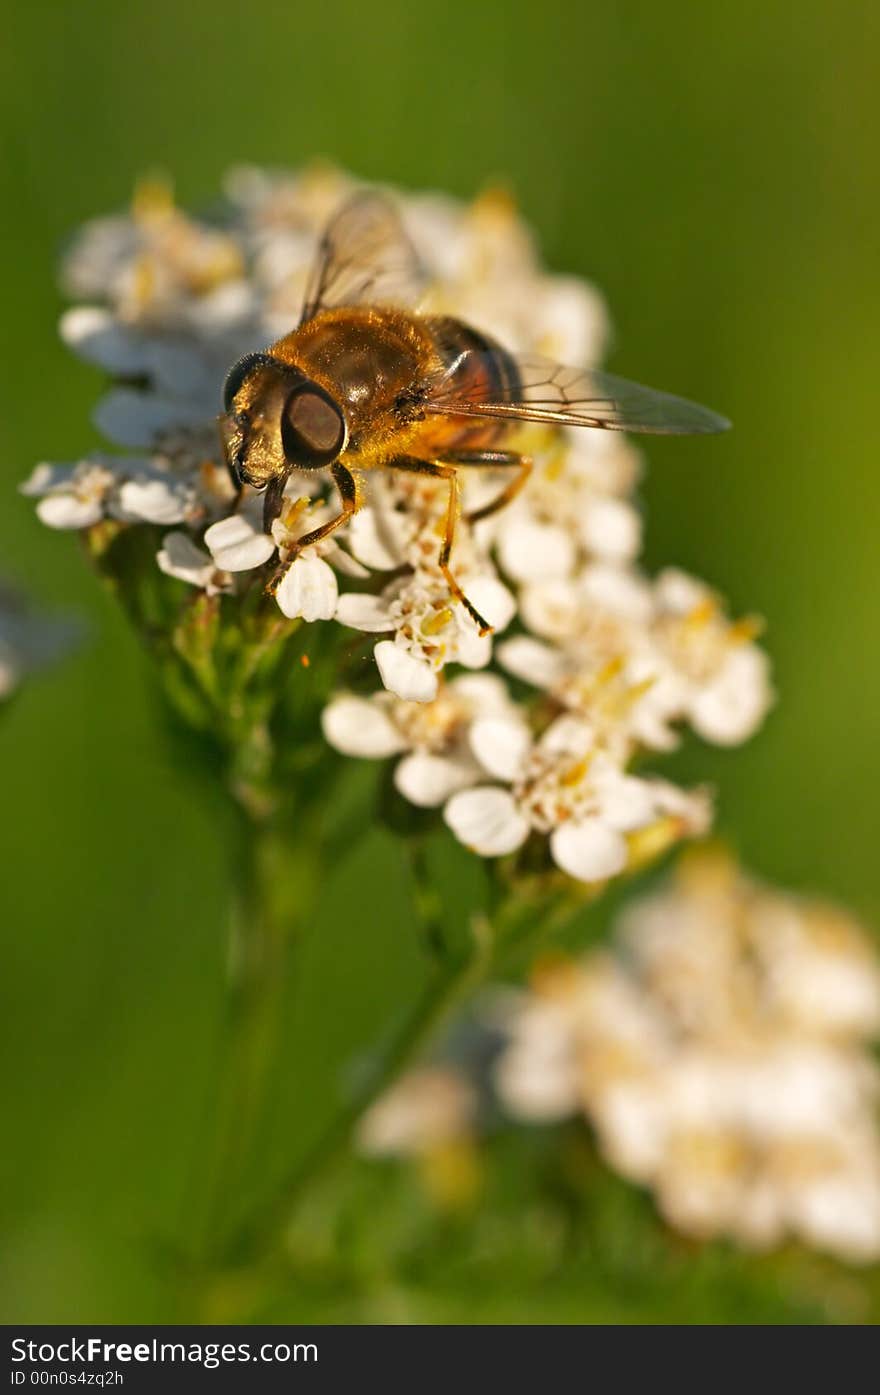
[423,353,730,435]
[300,192,426,324]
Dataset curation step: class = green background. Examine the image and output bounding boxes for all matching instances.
[1,0,878,1323]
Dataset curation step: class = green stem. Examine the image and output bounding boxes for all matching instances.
[185,819,590,1302]
[189,802,318,1277]
[226,911,495,1269]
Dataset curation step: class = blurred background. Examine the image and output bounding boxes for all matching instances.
[1,0,878,1323]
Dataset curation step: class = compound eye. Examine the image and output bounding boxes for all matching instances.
[223,352,274,411]
[281,386,346,466]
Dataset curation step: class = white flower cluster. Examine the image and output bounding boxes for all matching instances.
[493,852,880,1263]
[24,164,771,879]
[358,1065,477,1159]
[357,1064,482,1209]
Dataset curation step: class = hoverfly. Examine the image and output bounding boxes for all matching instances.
[220,193,728,633]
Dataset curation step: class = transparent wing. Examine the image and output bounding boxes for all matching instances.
[300,191,426,324]
[423,352,730,435]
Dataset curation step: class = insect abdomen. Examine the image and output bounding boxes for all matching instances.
[415,316,522,453]
[426,316,522,403]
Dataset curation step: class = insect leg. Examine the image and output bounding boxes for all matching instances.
[262,473,289,533]
[389,455,493,635]
[264,462,359,597]
[443,449,533,526]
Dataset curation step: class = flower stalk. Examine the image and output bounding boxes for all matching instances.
[193,803,321,1265]
[205,856,591,1286]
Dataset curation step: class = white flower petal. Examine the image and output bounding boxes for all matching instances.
[156,531,215,587]
[469,716,531,781]
[581,564,654,622]
[93,387,208,448]
[567,428,641,495]
[394,751,476,807]
[655,567,709,616]
[790,1164,880,1263]
[60,306,151,376]
[593,769,658,832]
[275,553,338,621]
[498,517,576,583]
[690,646,773,746]
[496,635,565,689]
[648,780,714,835]
[374,640,438,702]
[204,513,275,571]
[334,592,393,632]
[519,579,582,640]
[493,1043,582,1123]
[401,194,471,280]
[357,1065,476,1156]
[540,714,596,756]
[447,671,513,713]
[273,498,334,551]
[455,626,493,670]
[321,695,407,758]
[550,818,627,882]
[63,305,214,398]
[533,276,609,366]
[36,493,104,529]
[444,786,529,857]
[594,1080,670,1181]
[580,496,642,562]
[325,542,370,579]
[20,462,69,498]
[466,575,517,633]
[116,477,189,525]
[346,506,409,570]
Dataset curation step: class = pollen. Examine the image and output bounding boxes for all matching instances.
[560,757,590,788]
[131,255,156,313]
[597,655,625,685]
[626,816,685,871]
[729,614,765,645]
[686,597,717,628]
[421,607,453,636]
[131,171,175,223]
[542,447,568,484]
[472,183,518,223]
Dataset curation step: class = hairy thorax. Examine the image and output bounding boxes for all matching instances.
[269,307,433,466]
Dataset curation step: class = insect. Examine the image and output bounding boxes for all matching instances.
[220,192,729,633]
